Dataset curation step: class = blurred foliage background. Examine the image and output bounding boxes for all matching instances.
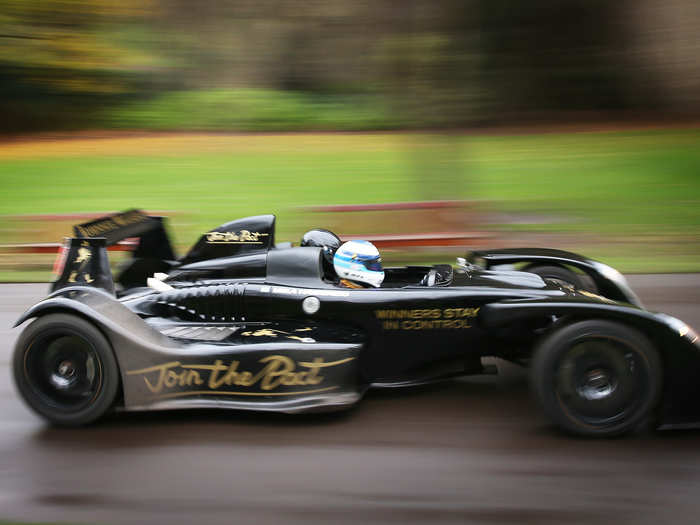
[4,0,699,132]
[0,0,699,279]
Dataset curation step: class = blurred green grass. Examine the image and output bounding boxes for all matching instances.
[0,129,698,280]
[470,129,700,234]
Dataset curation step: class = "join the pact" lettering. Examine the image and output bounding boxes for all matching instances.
[127,355,354,395]
[205,230,269,244]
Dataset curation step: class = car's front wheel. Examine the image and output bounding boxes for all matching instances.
[13,313,120,426]
[524,264,590,291]
[531,320,661,437]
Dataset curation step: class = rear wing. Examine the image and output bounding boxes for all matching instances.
[51,209,177,294]
[74,209,175,260]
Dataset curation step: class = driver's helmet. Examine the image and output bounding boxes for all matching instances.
[333,240,384,288]
[300,228,342,268]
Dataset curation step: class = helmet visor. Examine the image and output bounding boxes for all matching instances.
[362,258,383,272]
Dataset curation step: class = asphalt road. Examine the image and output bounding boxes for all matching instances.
[1,276,700,525]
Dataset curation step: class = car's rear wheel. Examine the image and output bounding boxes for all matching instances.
[531,320,661,437]
[13,313,120,426]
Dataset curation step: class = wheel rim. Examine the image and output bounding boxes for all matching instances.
[23,331,103,412]
[554,336,651,428]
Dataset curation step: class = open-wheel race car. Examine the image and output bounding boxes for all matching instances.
[11,210,700,437]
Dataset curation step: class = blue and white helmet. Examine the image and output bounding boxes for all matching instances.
[333,240,384,288]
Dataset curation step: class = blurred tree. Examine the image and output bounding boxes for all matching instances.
[477,0,634,119]
[0,0,697,132]
[0,0,161,131]
[375,0,481,200]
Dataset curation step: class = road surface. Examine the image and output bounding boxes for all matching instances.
[1,275,699,524]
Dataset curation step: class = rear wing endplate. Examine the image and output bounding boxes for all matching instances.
[50,237,114,294]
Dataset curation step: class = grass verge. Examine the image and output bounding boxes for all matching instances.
[0,128,698,278]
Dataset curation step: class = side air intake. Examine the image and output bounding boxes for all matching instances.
[154,284,244,322]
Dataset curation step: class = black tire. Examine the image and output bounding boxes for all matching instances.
[524,264,586,290]
[531,320,661,437]
[12,313,120,426]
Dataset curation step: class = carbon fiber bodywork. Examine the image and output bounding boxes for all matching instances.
[14,213,700,428]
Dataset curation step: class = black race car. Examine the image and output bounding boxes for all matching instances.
[11,210,700,437]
